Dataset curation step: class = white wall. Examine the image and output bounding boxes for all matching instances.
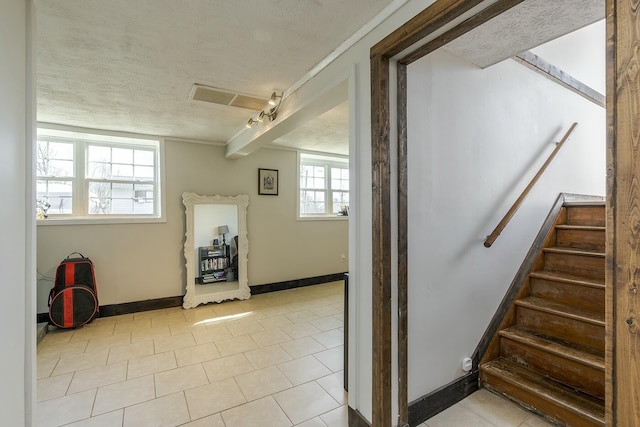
[405,28,605,400]
[36,142,348,312]
[0,0,34,424]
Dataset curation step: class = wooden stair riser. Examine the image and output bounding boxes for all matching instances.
[516,306,605,351]
[543,252,604,280]
[565,206,605,227]
[500,338,604,399]
[481,369,604,427]
[556,228,605,252]
[530,278,604,313]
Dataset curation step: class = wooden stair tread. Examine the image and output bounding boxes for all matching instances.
[529,271,604,289]
[543,247,604,257]
[499,326,604,370]
[516,296,605,326]
[555,225,605,232]
[482,358,605,425]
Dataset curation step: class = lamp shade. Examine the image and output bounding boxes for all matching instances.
[217,225,229,235]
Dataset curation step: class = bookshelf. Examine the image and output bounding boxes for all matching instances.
[198,244,230,284]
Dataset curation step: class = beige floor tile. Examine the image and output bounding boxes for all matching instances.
[244,344,292,370]
[284,310,320,324]
[316,371,347,404]
[273,382,340,425]
[153,313,189,328]
[179,412,225,427]
[37,372,73,402]
[38,339,89,358]
[320,405,348,427]
[309,316,343,332]
[294,418,327,427]
[192,325,233,344]
[107,340,155,364]
[155,363,209,397]
[154,333,196,353]
[184,377,246,420]
[133,308,168,320]
[130,325,171,343]
[202,353,254,383]
[521,414,556,427]
[53,349,109,376]
[281,322,322,339]
[216,334,259,356]
[168,321,207,336]
[221,396,293,427]
[312,329,343,349]
[425,401,496,427]
[113,318,152,334]
[36,389,96,427]
[69,324,116,341]
[460,389,531,427]
[127,351,177,379]
[251,328,292,347]
[93,313,134,324]
[234,365,293,402]
[84,332,132,353]
[314,346,343,372]
[93,375,156,416]
[37,353,61,379]
[310,305,342,317]
[124,392,190,427]
[39,329,73,346]
[227,319,266,337]
[64,409,124,426]
[280,336,326,359]
[278,355,332,386]
[258,315,293,330]
[174,342,221,367]
[68,361,128,394]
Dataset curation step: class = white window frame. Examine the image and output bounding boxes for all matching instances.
[297,152,349,220]
[36,125,166,225]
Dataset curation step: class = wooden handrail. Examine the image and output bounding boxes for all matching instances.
[484,122,578,248]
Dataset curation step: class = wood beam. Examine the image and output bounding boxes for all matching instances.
[371,53,392,427]
[606,0,640,425]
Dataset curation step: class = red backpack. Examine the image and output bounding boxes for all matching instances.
[48,253,99,329]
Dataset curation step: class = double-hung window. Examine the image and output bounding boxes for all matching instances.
[299,153,349,218]
[36,127,164,223]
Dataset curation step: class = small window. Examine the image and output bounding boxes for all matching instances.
[299,153,349,218]
[36,127,164,223]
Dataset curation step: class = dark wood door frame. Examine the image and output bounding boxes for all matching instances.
[370,0,636,425]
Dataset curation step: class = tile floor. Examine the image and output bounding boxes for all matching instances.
[37,281,553,427]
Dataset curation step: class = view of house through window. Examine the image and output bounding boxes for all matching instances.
[299,152,349,217]
[36,127,162,221]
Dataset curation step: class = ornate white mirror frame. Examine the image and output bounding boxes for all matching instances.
[182,193,250,309]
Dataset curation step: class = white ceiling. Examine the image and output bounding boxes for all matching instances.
[35,0,393,153]
[35,0,604,157]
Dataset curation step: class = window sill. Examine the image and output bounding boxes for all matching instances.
[297,215,349,221]
[36,216,166,226]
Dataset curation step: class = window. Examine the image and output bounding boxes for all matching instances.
[299,153,349,218]
[36,127,163,223]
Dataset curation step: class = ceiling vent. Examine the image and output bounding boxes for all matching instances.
[189,84,268,111]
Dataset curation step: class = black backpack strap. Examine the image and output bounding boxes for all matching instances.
[66,252,86,259]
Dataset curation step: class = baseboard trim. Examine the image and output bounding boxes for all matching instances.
[250,272,347,295]
[408,372,479,426]
[37,273,348,322]
[348,406,371,427]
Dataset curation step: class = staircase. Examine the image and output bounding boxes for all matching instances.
[480,201,605,426]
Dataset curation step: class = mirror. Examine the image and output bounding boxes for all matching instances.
[182,193,250,309]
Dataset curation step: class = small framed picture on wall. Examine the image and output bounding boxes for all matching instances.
[258,168,279,196]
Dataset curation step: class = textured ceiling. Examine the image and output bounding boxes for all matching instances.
[35,0,393,150]
[35,0,604,156]
[443,0,603,68]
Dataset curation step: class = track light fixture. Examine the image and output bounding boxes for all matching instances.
[246,91,283,128]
